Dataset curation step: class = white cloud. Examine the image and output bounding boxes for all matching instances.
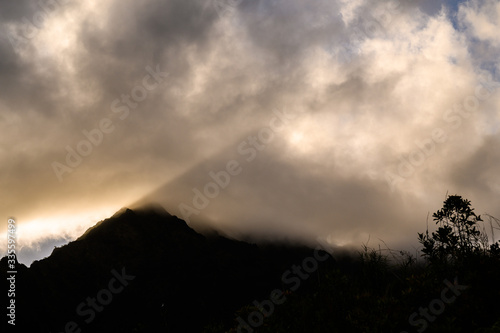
[459,0,500,47]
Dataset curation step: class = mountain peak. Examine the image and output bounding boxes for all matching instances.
[77,205,188,244]
[112,203,171,218]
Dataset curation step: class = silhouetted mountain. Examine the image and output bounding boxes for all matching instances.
[2,207,328,333]
[4,205,500,333]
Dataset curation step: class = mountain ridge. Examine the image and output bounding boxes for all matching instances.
[2,206,325,332]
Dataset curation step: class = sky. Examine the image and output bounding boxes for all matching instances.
[1,0,500,265]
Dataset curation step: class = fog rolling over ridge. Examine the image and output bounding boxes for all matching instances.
[132,122,426,250]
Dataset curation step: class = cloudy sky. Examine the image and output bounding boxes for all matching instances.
[1,0,499,264]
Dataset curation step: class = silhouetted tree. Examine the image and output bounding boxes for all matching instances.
[418,195,488,264]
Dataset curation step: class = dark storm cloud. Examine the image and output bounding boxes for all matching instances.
[0,0,79,115]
